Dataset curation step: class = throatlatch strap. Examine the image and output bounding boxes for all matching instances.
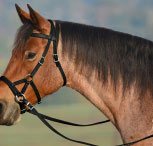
[30,20,67,86]
[51,21,67,86]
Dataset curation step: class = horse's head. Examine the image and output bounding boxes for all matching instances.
[0,4,64,125]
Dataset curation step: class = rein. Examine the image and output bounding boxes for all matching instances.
[0,20,152,146]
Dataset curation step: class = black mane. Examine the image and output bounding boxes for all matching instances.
[58,21,153,95]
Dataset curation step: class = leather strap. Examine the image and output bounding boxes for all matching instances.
[52,20,67,86]
[29,107,99,146]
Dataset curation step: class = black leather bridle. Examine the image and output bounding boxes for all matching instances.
[0,20,153,146]
[0,20,64,113]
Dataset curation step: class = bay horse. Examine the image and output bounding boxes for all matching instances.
[0,4,153,146]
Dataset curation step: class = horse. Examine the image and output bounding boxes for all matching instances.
[0,4,153,146]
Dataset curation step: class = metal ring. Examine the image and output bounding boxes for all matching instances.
[25,74,33,83]
[15,94,26,103]
[38,56,45,66]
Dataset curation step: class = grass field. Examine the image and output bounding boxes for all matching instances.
[0,102,122,146]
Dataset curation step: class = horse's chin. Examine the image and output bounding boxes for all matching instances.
[0,116,21,126]
[2,114,21,126]
[4,115,21,126]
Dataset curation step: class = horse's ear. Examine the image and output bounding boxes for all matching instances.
[27,4,49,31]
[15,4,31,24]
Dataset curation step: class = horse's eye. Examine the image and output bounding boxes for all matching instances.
[25,51,37,61]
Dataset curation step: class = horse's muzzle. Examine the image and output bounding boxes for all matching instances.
[0,101,20,126]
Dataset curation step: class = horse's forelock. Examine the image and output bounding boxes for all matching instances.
[13,23,34,54]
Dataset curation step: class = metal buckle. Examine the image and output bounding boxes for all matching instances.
[53,54,59,63]
[15,94,26,103]
[38,56,45,66]
[53,53,58,56]
[15,94,34,111]
[54,60,59,63]
[24,100,34,111]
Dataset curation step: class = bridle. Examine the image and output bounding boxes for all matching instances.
[0,20,66,113]
[0,20,153,146]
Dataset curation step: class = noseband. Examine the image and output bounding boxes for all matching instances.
[0,20,153,146]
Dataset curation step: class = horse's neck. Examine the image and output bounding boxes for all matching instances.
[67,69,115,119]
[59,53,117,124]
[58,36,153,145]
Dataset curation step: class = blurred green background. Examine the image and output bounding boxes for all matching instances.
[0,0,153,145]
